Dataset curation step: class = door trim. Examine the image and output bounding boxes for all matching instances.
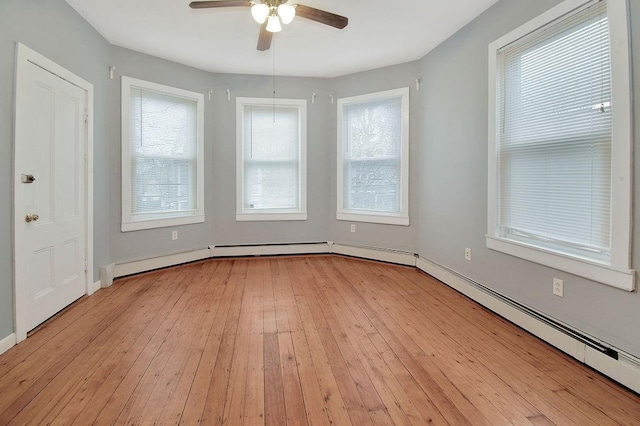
[13,43,94,343]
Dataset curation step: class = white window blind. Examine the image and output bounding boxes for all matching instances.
[236,97,306,221]
[497,1,612,262]
[121,76,204,232]
[130,88,198,216]
[242,105,300,210]
[343,97,402,213]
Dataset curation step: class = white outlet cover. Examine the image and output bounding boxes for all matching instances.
[553,278,564,297]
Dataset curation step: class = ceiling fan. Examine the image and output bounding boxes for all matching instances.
[189,1,349,51]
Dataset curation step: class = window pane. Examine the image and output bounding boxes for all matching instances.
[243,105,300,210]
[132,158,195,213]
[344,97,402,212]
[130,88,198,215]
[245,162,299,209]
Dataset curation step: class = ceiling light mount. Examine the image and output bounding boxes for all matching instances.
[251,0,295,32]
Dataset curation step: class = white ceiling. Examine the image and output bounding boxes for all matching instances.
[65,0,500,78]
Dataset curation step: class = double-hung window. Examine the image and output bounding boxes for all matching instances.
[236,98,307,221]
[121,77,204,231]
[337,88,410,225]
[487,0,633,290]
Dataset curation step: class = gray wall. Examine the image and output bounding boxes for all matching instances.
[328,62,422,253]
[419,0,640,358]
[0,0,110,339]
[108,47,331,263]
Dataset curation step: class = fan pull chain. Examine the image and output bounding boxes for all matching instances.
[272,37,276,123]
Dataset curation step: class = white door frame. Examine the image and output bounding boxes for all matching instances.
[13,43,95,343]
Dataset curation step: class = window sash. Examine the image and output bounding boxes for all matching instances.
[236,98,307,220]
[496,1,612,261]
[338,89,408,221]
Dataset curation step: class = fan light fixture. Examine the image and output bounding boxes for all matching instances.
[251,1,296,32]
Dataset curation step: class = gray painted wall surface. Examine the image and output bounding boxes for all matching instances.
[328,62,422,253]
[108,47,331,262]
[418,0,640,358]
[0,0,110,339]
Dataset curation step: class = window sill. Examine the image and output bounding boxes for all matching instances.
[337,211,409,226]
[122,213,204,232]
[236,212,307,222]
[486,236,634,291]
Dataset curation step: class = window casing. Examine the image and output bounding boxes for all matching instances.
[236,98,307,221]
[337,88,410,226]
[487,0,633,290]
[121,77,204,232]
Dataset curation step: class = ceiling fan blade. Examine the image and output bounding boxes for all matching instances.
[294,4,348,29]
[257,23,272,51]
[189,1,250,9]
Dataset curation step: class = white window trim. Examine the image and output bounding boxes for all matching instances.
[121,76,205,232]
[235,97,307,222]
[487,0,634,291]
[337,87,410,226]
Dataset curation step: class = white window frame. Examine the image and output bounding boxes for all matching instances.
[337,87,410,226]
[487,0,634,291]
[121,76,205,232]
[235,97,307,221]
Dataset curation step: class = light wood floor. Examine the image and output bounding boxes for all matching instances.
[1,256,638,425]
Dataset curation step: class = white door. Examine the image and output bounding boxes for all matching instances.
[15,60,87,333]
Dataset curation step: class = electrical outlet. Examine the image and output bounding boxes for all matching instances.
[350,224,356,233]
[172,230,178,241]
[553,278,564,297]
[464,247,471,261]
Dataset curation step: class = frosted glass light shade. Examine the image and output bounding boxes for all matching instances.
[266,15,282,32]
[277,4,295,24]
[251,3,269,24]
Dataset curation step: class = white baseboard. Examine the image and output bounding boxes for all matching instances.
[0,333,17,355]
[87,280,101,296]
[110,242,414,280]
[331,243,417,266]
[210,243,330,257]
[416,256,640,394]
[113,248,211,278]
[100,263,115,288]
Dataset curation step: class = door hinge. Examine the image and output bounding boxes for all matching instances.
[84,258,88,272]
[84,111,88,124]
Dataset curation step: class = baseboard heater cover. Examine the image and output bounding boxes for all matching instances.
[416,256,640,394]
[330,242,418,266]
[210,242,330,257]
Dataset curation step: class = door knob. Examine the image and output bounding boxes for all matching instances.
[25,213,39,223]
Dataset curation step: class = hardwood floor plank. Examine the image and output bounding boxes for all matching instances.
[92,264,205,425]
[375,263,606,425]
[134,261,225,425]
[179,261,243,425]
[156,261,233,425]
[0,270,181,424]
[296,264,375,425]
[264,333,287,426]
[66,268,196,425]
[199,259,248,425]
[0,273,148,415]
[20,265,192,425]
[0,255,637,426]
[244,319,266,425]
[341,259,535,425]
